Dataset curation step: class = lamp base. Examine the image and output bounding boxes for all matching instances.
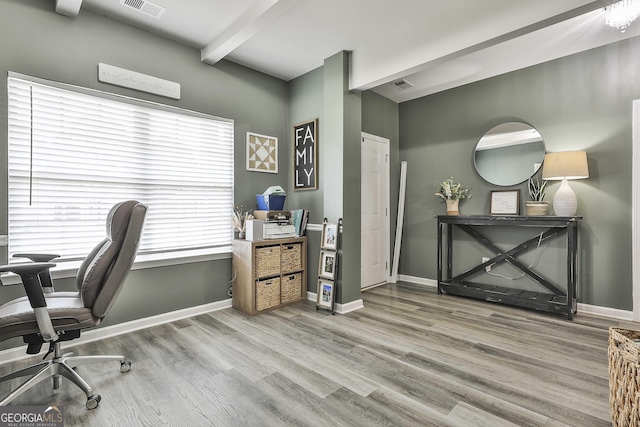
[553,178,577,216]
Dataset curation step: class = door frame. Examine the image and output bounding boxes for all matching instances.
[633,99,640,321]
[361,132,391,288]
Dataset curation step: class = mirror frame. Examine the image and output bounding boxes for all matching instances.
[474,122,545,187]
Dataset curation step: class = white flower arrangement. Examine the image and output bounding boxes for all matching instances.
[435,177,471,201]
[231,205,253,232]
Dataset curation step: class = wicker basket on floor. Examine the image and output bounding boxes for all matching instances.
[609,327,640,426]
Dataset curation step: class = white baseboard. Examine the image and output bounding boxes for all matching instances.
[398,274,437,287]
[307,292,364,314]
[398,275,634,321]
[0,298,233,366]
[577,302,633,321]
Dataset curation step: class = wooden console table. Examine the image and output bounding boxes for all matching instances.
[436,215,581,320]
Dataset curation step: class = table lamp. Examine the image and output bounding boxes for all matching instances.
[541,151,589,216]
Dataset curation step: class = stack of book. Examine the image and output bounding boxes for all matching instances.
[291,209,309,237]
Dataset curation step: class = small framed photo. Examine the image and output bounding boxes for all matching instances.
[321,222,338,250]
[490,189,520,215]
[316,279,335,310]
[246,132,278,173]
[319,250,337,280]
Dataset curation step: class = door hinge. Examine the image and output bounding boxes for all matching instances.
[386,261,388,270]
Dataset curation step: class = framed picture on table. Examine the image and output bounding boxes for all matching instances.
[490,189,520,215]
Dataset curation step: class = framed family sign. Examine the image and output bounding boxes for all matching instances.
[293,119,318,191]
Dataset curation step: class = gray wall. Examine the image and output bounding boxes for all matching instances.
[399,36,640,310]
[0,0,289,349]
[287,67,324,294]
[288,61,400,302]
[362,91,401,263]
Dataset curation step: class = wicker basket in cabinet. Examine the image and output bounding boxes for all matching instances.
[232,236,307,315]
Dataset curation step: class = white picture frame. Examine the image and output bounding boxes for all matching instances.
[490,189,520,215]
[319,250,337,280]
[316,279,335,310]
[321,222,338,250]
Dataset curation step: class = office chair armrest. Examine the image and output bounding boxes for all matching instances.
[11,254,59,293]
[0,263,56,308]
[0,262,59,342]
[12,253,60,263]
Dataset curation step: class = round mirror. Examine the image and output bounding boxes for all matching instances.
[474,122,545,186]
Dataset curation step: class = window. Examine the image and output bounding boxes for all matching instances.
[7,73,234,262]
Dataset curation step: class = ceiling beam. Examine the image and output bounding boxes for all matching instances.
[351,0,614,91]
[55,0,83,18]
[201,0,299,66]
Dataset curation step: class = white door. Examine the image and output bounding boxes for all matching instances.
[361,133,389,289]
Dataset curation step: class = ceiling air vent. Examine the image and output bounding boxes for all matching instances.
[119,0,166,19]
[392,79,415,90]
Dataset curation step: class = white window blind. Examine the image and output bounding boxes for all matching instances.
[7,74,234,261]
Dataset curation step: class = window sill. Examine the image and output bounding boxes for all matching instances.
[0,246,232,286]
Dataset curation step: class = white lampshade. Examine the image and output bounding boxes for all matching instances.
[541,151,589,180]
[541,151,589,216]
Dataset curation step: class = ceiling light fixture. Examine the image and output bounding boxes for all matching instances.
[605,0,640,32]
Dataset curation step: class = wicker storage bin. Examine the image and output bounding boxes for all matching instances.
[609,327,640,426]
[255,246,281,278]
[281,273,302,303]
[256,277,281,311]
[281,243,302,273]
[525,201,549,216]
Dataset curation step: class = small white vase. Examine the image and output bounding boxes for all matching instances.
[446,199,459,216]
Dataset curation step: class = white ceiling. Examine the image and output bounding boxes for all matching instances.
[62,0,640,103]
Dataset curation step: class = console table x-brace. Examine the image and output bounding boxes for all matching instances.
[436,215,581,320]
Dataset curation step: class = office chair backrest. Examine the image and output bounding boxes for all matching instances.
[76,200,147,319]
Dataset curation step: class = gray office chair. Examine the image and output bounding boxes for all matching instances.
[0,200,147,409]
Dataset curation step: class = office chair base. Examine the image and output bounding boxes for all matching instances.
[0,342,131,409]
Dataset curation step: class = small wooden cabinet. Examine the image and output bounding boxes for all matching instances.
[232,236,307,315]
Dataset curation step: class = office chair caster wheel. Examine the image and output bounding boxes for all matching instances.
[86,394,101,409]
[120,360,132,373]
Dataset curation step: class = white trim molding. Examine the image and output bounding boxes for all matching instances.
[633,99,640,322]
[0,299,232,367]
[398,274,438,287]
[399,275,633,321]
[307,292,364,314]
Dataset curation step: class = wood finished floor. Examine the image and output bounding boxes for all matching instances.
[0,282,629,426]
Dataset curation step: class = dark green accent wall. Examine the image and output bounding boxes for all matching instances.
[399,36,640,310]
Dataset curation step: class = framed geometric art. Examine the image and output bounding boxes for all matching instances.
[246,132,278,173]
